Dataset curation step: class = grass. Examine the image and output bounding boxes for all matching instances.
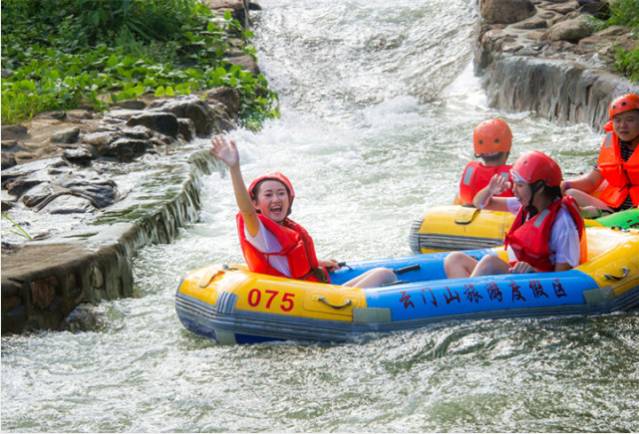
[1,0,278,129]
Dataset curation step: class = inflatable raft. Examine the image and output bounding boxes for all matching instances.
[176,226,639,344]
[409,206,639,254]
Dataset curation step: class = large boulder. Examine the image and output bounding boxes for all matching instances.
[480,0,536,24]
[126,112,179,138]
[547,15,594,42]
[152,97,217,137]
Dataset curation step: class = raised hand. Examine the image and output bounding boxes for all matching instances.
[210,135,239,168]
[487,174,510,196]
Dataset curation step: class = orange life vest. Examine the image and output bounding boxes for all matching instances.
[596,122,639,208]
[504,196,587,272]
[458,161,514,205]
[236,213,329,283]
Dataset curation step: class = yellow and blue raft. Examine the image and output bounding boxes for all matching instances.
[409,205,639,253]
[176,226,639,344]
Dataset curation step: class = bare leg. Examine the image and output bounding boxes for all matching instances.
[471,255,510,277]
[444,252,478,278]
[343,267,397,288]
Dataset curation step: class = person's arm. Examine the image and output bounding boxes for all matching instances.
[210,136,260,237]
[473,174,511,212]
[561,169,603,194]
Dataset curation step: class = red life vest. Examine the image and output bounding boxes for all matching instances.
[504,196,587,272]
[458,161,514,205]
[596,122,639,208]
[236,213,329,283]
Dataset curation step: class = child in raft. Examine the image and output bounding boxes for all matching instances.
[210,135,397,287]
[455,118,514,206]
[562,93,639,214]
[445,150,587,278]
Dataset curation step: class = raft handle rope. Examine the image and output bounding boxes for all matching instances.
[604,267,630,281]
[317,296,352,310]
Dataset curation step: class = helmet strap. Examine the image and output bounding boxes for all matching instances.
[523,180,545,220]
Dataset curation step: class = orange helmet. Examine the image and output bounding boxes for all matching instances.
[511,151,562,188]
[248,172,295,203]
[609,93,639,119]
[473,118,513,155]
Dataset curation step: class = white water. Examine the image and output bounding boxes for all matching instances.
[4,1,638,432]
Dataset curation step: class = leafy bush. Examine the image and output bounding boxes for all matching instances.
[1,0,278,128]
[595,0,639,82]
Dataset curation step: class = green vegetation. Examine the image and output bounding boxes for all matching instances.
[597,0,639,82]
[1,0,278,129]
[2,212,33,240]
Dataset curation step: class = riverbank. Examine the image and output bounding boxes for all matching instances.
[1,0,266,334]
[476,0,638,129]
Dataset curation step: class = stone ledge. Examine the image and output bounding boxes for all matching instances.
[1,150,217,334]
[475,0,639,129]
[479,55,639,128]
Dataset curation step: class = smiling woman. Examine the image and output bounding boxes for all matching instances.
[210,135,397,288]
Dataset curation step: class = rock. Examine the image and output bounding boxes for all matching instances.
[100,137,150,161]
[13,151,38,164]
[30,276,58,309]
[178,118,196,142]
[1,125,28,140]
[66,109,95,121]
[2,200,14,211]
[480,0,536,24]
[546,1,580,15]
[60,178,118,209]
[35,111,67,121]
[121,125,153,140]
[248,2,261,10]
[225,54,261,74]
[41,194,94,214]
[63,304,102,332]
[51,127,80,144]
[579,0,610,19]
[126,112,179,138]
[82,131,118,148]
[1,140,24,152]
[2,153,17,170]
[153,97,216,137]
[114,100,147,110]
[62,145,94,166]
[105,109,144,122]
[4,176,47,197]
[547,16,594,42]
[512,16,548,30]
[203,0,249,26]
[21,183,58,208]
[205,86,241,118]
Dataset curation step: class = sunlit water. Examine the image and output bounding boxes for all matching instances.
[3,0,638,432]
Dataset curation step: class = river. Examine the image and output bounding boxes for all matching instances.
[2,0,638,431]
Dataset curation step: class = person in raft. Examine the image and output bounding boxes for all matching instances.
[210,135,397,287]
[562,93,639,213]
[445,150,587,278]
[455,118,514,206]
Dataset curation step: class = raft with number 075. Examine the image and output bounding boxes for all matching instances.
[409,205,639,254]
[175,226,639,344]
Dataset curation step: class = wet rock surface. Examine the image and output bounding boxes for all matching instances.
[476,0,639,129]
[1,0,254,336]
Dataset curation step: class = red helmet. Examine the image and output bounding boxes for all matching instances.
[511,151,562,187]
[609,93,639,120]
[248,172,295,202]
[473,118,513,155]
